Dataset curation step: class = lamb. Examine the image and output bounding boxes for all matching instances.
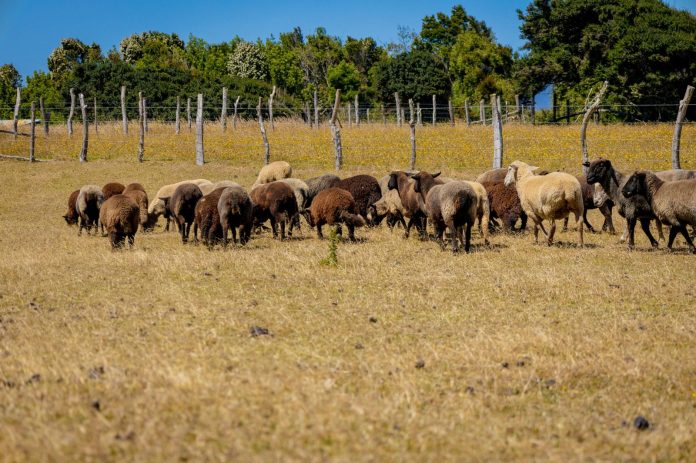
[147,179,212,230]
[76,185,105,236]
[387,171,427,239]
[63,189,80,226]
[200,180,241,196]
[504,160,584,246]
[218,186,254,247]
[123,183,146,194]
[122,188,149,229]
[102,182,125,200]
[562,175,615,234]
[170,183,204,244]
[304,174,341,207]
[481,181,527,232]
[622,171,696,253]
[193,187,227,248]
[252,161,292,187]
[303,187,366,241]
[411,171,478,253]
[98,194,140,249]
[335,175,382,225]
[249,181,298,240]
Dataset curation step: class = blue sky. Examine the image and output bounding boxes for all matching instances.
[1,0,695,107]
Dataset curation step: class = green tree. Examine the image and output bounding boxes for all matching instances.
[0,64,21,118]
[120,32,187,70]
[227,42,268,80]
[374,50,450,103]
[48,38,102,82]
[327,61,361,99]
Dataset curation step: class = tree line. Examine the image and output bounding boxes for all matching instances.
[1,1,695,122]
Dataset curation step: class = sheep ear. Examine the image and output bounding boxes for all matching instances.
[529,165,540,172]
[432,171,441,178]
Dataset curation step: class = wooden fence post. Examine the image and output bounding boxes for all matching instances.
[565,99,570,124]
[268,85,276,130]
[409,99,416,171]
[330,89,343,171]
[432,94,437,125]
[187,97,192,131]
[491,94,503,169]
[93,96,98,134]
[67,88,75,136]
[531,95,536,125]
[39,97,48,135]
[257,97,270,165]
[394,92,401,127]
[347,102,352,127]
[465,99,471,126]
[417,103,422,126]
[515,94,521,122]
[313,89,319,128]
[196,94,204,166]
[121,85,128,134]
[29,102,35,162]
[143,97,148,132]
[552,88,558,122]
[479,99,486,126]
[233,96,240,129]
[138,94,145,162]
[175,96,181,134]
[12,87,21,139]
[580,81,608,175]
[367,107,370,124]
[221,87,228,132]
[354,94,359,126]
[672,85,694,169]
[79,93,88,162]
[448,98,454,126]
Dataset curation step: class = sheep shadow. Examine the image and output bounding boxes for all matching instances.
[548,241,600,249]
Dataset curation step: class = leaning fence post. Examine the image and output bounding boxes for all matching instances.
[221,87,228,132]
[138,93,145,162]
[121,85,128,134]
[79,93,88,162]
[187,97,192,131]
[409,99,417,171]
[268,85,276,130]
[93,96,98,134]
[432,94,437,125]
[491,94,503,169]
[465,99,471,126]
[39,97,49,135]
[330,89,343,171]
[257,97,270,165]
[313,89,319,128]
[29,102,35,162]
[175,96,181,134]
[448,98,454,126]
[394,92,401,127]
[233,96,240,129]
[196,94,204,165]
[479,99,486,126]
[580,81,608,175]
[13,87,21,139]
[672,85,694,170]
[68,88,75,136]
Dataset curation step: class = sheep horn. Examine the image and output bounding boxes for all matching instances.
[610,169,620,187]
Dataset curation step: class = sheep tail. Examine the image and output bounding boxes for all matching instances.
[340,211,367,227]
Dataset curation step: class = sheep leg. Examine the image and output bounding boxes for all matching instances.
[520,211,527,231]
[463,222,472,253]
[231,226,237,245]
[178,218,186,244]
[336,224,343,237]
[347,224,356,242]
[222,222,229,248]
[626,218,637,249]
[280,219,286,241]
[316,224,323,239]
[576,212,584,247]
[562,217,569,232]
[667,225,679,250]
[656,220,665,241]
[533,222,539,244]
[270,217,278,238]
[193,222,199,245]
[547,220,556,246]
[109,232,117,250]
[127,233,135,247]
[600,204,615,234]
[677,224,696,253]
[639,218,659,248]
[78,217,84,236]
[165,216,170,232]
[397,215,407,230]
[582,209,595,233]
[447,221,459,253]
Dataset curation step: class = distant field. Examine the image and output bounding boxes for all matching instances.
[0,124,695,461]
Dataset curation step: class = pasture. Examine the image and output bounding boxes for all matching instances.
[1,122,695,461]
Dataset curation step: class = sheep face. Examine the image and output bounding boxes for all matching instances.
[411,171,440,193]
[387,173,399,190]
[63,213,78,225]
[593,183,610,208]
[622,172,646,199]
[587,159,619,188]
[302,209,315,227]
[504,165,518,187]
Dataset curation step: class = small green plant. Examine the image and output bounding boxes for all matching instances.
[320,227,339,267]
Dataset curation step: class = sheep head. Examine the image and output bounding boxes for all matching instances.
[411,171,440,194]
[387,172,401,190]
[621,172,647,199]
[587,158,619,188]
[504,165,518,187]
[301,209,315,228]
[593,183,611,208]
[63,213,78,225]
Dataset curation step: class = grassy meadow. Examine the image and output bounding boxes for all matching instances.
[0,121,695,461]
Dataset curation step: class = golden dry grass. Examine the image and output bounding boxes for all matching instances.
[0,123,695,461]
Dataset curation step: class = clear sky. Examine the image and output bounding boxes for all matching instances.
[1,0,695,106]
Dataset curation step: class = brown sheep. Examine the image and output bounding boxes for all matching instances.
[63,189,80,226]
[387,171,427,239]
[305,174,341,207]
[481,181,527,232]
[219,186,253,247]
[122,188,149,229]
[170,183,203,244]
[303,188,366,241]
[123,183,146,194]
[562,175,615,234]
[335,175,382,225]
[193,187,227,248]
[250,182,298,240]
[98,195,140,249]
[102,182,125,200]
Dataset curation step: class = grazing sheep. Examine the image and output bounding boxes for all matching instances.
[193,187,227,248]
[504,160,584,246]
[218,186,253,247]
[411,171,478,253]
[200,180,241,196]
[562,175,615,234]
[475,168,508,185]
[170,183,204,244]
[387,171,427,239]
[622,171,696,253]
[63,189,80,226]
[278,178,310,233]
[335,175,382,225]
[147,179,212,230]
[123,183,146,194]
[587,159,665,249]
[102,182,125,200]
[303,187,366,241]
[76,185,105,236]
[99,195,139,249]
[481,181,527,232]
[369,189,408,230]
[252,161,292,187]
[459,180,491,245]
[250,181,298,240]
[122,188,149,229]
[305,174,341,206]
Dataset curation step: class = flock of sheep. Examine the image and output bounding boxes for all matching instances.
[62,159,696,253]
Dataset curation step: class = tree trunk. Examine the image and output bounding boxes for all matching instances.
[233,96,240,129]
[448,98,454,126]
[354,94,359,126]
[394,92,401,127]
[580,81,609,175]
[479,99,486,126]
[672,85,694,169]
[268,86,276,130]
[221,87,228,132]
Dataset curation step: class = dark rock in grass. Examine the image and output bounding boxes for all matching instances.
[415,359,425,369]
[634,416,650,430]
[92,400,101,411]
[26,373,41,384]
[369,316,378,323]
[249,326,270,337]
[544,379,557,387]
[354,343,364,350]
[501,362,509,369]
[465,385,475,395]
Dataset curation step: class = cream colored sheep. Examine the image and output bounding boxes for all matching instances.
[252,161,292,188]
[504,160,584,246]
[146,179,212,230]
[200,180,241,196]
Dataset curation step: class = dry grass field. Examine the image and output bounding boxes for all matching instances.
[1,122,695,461]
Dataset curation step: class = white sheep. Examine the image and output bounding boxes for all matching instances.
[252,161,292,188]
[147,179,212,230]
[504,160,584,246]
[200,180,241,196]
